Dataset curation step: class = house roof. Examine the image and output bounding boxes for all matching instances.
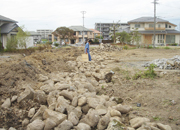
[0,23,19,34]
[0,15,18,23]
[138,30,180,34]
[89,29,101,34]
[128,17,169,23]
[69,26,92,32]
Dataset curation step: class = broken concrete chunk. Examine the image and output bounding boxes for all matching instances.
[76,123,91,130]
[28,108,35,118]
[97,112,110,130]
[78,96,87,106]
[11,96,18,103]
[112,104,132,114]
[68,112,79,125]
[55,120,73,130]
[38,74,48,82]
[17,87,35,103]
[60,90,74,101]
[72,96,78,107]
[1,98,11,108]
[130,117,150,129]
[157,123,172,130]
[34,90,47,104]
[44,118,56,130]
[87,97,100,109]
[27,119,45,130]
[55,83,70,90]
[43,109,67,125]
[22,118,30,127]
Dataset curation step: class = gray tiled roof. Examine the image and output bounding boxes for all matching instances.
[0,15,17,23]
[128,17,169,23]
[0,23,18,34]
[69,26,92,32]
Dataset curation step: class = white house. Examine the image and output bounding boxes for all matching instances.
[128,17,180,45]
[0,15,19,48]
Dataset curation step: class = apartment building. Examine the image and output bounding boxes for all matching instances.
[128,17,180,45]
[37,29,53,39]
[95,23,129,39]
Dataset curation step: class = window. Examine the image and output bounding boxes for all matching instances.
[166,35,175,43]
[84,32,87,35]
[90,32,92,35]
[158,34,164,43]
[79,31,82,35]
[149,24,154,28]
[135,24,140,28]
[158,24,161,28]
[169,25,171,28]
[79,38,82,42]
[166,24,168,28]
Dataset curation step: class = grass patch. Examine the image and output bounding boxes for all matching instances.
[163,46,170,49]
[153,116,161,121]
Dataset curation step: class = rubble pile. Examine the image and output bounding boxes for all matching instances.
[142,55,180,70]
[98,43,122,52]
[0,53,172,130]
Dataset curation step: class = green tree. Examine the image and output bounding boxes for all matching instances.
[6,37,18,51]
[116,31,131,46]
[94,35,103,42]
[52,27,74,45]
[16,25,30,49]
[109,20,120,43]
[130,29,141,47]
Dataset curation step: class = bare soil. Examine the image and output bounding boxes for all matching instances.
[0,47,180,129]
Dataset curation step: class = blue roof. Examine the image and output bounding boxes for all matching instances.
[0,15,17,23]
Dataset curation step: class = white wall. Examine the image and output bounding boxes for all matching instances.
[26,36,34,48]
[175,35,180,44]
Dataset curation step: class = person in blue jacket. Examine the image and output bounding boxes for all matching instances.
[85,39,92,61]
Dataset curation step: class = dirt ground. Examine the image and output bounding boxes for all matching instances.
[101,48,180,130]
[0,47,180,129]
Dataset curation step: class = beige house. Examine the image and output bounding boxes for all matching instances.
[0,15,19,48]
[89,29,102,39]
[52,26,93,44]
[128,17,180,45]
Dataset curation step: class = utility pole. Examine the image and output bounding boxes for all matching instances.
[152,0,158,48]
[81,11,86,44]
[100,22,102,43]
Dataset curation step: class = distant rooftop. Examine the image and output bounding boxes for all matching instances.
[128,17,169,23]
[0,15,17,23]
[89,29,101,34]
[28,31,41,36]
[69,26,92,32]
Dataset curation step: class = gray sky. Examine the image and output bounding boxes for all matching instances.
[1,0,180,31]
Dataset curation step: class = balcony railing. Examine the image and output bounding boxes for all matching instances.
[145,27,165,30]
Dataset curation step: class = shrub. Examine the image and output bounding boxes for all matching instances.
[147,45,153,49]
[6,37,18,51]
[171,43,177,46]
[164,46,170,49]
[124,45,128,50]
[54,43,59,47]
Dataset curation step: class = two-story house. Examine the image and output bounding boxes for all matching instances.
[51,26,93,44]
[0,15,19,48]
[128,17,180,45]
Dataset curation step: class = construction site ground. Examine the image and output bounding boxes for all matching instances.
[0,47,180,129]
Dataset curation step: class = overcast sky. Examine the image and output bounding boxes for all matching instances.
[1,0,180,31]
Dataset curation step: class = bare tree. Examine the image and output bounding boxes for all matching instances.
[109,20,120,44]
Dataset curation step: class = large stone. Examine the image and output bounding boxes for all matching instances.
[82,104,90,114]
[44,118,56,130]
[81,109,100,128]
[55,96,70,113]
[11,96,18,103]
[95,104,107,116]
[76,123,91,130]
[55,83,70,90]
[55,120,73,130]
[130,117,150,129]
[43,109,67,125]
[112,104,132,114]
[97,112,110,130]
[9,127,16,130]
[27,119,45,130]
[110,109,121,117]
[1,98,11,108]
[47,91,59,110]
[30,105,47,122]
[38,74,48,82]
[106,119,125,130]
[22,118,29,127]
[28,108,35,118]
[68,112,79,125]
[71,96,78,107]
[78,96,87,106]
[87,97,100,108]
[157,123,172,130]
[83,83,96,92]
[167,60,175,66]
[105,101,117,107]
[17,87,35,103]
[34,90,47,104]
[40,84,55,94]
[44,79,54,87]
[60,90,74,101]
